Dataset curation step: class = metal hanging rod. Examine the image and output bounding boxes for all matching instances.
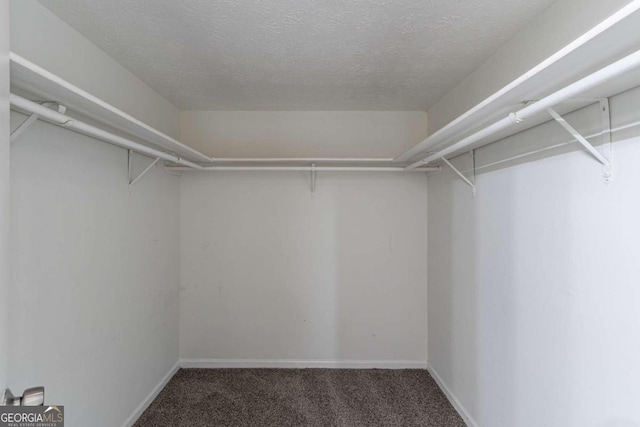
[10,52,212,163]
[394,0,640,163]
[8,97,405,169]
[9,93,435,173]
[166,166,440,172]
[438,99,627,177]
[9,91,414,169]
[167,164,440,194]
[406,47,640,169]
[408,50,640,170]
[10,53,406,168]
[204,157,396,163]
[10,94,204,170]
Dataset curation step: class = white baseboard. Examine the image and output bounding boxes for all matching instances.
[427,363,479,427]
[180,358,427,369]
[121,360,180,427]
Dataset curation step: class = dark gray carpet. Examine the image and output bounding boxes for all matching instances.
[134,368,465,427]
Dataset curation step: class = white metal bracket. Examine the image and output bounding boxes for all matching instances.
[548,103,613,182]
[310,163,317,194]
[441,150,476,195]
[598,98,613,182]
[128,150,161,191]
[10,113,39,144]
[128,150,133,186]
[10,102,66,144]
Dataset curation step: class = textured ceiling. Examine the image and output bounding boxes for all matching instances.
[38,0,555,111]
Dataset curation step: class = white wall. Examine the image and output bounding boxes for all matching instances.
[180,172,428,367]
[8,2,182,426]
[427,84,640,426]
[427,0,636,133]
[0,0,10,395]
[10,0,180,138]
[9,119,180,427]
[180,111,428,158]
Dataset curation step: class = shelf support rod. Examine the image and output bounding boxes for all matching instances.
[599,98,613,182]
[10,94,203,170]
[166,166,441,172]
[129,154,161,190]
[441,156,476,195]
[407,48,640,169]
[10,102,66,144]
[128,150,133,186]
[10,113,39,144]
[471,149,476,189]
[547,107,612,179]
[311,163,317,194]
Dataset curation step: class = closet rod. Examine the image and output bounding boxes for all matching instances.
[394,0,640,163]
[204,158,396,163]
[9,94,203,170]
[9,93,428,170]
[167,166,440,172]
[406,47,640,169]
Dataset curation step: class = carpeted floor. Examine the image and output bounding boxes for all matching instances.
[134,368,465,427]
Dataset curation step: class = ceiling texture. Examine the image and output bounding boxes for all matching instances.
[39,0,555,111]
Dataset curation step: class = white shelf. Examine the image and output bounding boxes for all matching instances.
[9,52,211,163]
[11,2,640,172]
[9,53,416,170]
[396,3,640,164]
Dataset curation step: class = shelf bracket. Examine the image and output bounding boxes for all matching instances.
[128,150,161,191]
[599,98,613,182]
[10,113,39,144]
[128,150,133,186]
[547,107,613,181]
[310,163,317,194]
[441,151,476,196]
[10,102,66,144]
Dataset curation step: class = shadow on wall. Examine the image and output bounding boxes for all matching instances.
[430,132,640,426]
[9,116,181,427]
[428,153,480,421]
[473,163,519,426]
[430,150,580,426]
